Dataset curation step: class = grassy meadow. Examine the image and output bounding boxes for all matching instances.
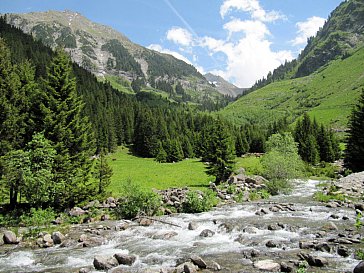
[107,147,263,195]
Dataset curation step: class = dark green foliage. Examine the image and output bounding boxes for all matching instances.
[345,88,364,171]
[42,49,96,207]
[203,119,236,184]
[165,139,184,163]
[94,151,113,195]
[294,113,340,164]
[235,129,249,157]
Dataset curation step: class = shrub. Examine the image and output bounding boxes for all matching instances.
[249,189,271,201]
[19,208,56,237]
[114,180,161,219]
[182,190,218,213]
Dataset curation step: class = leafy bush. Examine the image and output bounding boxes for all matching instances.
[182,190,218,213]
[114,180,161,219]
[266,179,292,195]
[313,191,346,203]
[249,189,271,201]
[19,208,56,237]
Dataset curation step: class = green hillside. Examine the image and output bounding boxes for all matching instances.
[220,46,364,130]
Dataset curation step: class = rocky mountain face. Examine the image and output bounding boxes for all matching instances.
[204,73,247,97]
[6,10,226,98]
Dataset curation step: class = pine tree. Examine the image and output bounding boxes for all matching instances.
[345,88,364,172]
[94,150,113,195]
[43,49,96,207]
[204,119,235,184]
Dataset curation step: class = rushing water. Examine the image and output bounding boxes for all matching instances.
[0,180,361,273]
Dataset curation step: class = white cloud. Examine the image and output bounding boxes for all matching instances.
[220,0,286,22]
[223,19,270,40]
[166,27,193,46]
[291,16,326,46]
[148,44,205,74]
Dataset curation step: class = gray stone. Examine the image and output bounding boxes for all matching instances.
[79,268,91,273]
[183,263,198,273]
[199,229,215,237]
[114,253,137,266]
[52,231,65,244]
[354,261,364,273]
[93,255,118,270]
[266,240,280,248]
[280,262,294,272]
[3,230,18,244]
[69,207,86,217]
[337,245,350,257]
[188,222,198,230]
[321,221,338,231]
[302,254,328,267]
[190,255,207,269]
[253,260,280,271]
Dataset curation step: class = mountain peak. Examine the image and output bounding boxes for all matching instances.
[204,73,246,97]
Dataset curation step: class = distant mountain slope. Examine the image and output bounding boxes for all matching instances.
[204,73,247,97]
[250,0,364,91]
[220,46,364,130]
[5,10,229,105]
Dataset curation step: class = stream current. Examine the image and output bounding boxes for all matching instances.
[0,179,362,273]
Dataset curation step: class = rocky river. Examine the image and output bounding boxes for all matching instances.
[0,178,363,273]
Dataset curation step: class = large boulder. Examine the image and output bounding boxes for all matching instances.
[114,253,137,266]
[302,253,328,267]
[93,255,118,270]
[52,231,65,245]
[3,230,18,244]
[253,260,280,271]
[69,207,86,217]
[190,255,207,269]
[354,261,364,273]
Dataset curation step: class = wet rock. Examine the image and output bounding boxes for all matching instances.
[355,203,364,211]
[280,262,294,272]
[243,226,259,234]
[183,262,198,273]
[3,230,18,244]
[37,233,53,248]
[266,240,280,248]
[315,242,331,253]
[335,238,353,244]
[114,253,137,266]
[69,207,86,217]
[208,261,221,271]
[255,208,269,215]
[139,218,153,226]
[321,221,338,231]
[93,255,118,270]
[219,222,235,233]
[152,231,178,240]
[299,240,315,249]
[253,260,280,271]
[337,245,350,257]
[354,261,364,273]
[301,253,328,267]
[51,231,65,245]
[190,255,207,269]
[188,222,198,230]
[199,229,215,237]
[268,223,282,231]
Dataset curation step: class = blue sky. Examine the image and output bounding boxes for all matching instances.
[1,0,343,87]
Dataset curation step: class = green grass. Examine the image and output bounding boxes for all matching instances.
[235,155,263,175]
[220,47,364,130]
[107,147,213,195]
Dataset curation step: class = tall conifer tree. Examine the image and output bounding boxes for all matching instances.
[43,49,96,207]
[345,88,364,172]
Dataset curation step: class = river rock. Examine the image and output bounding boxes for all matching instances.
[243,226,259,234]
[188,222,198,230]
[69,207,86,217]
[37,233,54,248]
[321,221,338,231]
[268,223,282,231]
[93,255,118,270]
[183,262,198,273]
[199,229,215,237]
[79,268,91,273]
[152,231,178,240]
[337,245,350,257]
[299,240,315,249]
[190,255,207,269]
[52,231,65,244]
[301,253,328,267]
[315,242,331,253]
[101,214,110,221]
[280,262,294,272]
[3,230,18,244]
[354,261,364,273]
[139,218,153,226]
[114,253,137,266]
[253,260,280,271]
[208,261,221,271]
[266,240,280,248]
